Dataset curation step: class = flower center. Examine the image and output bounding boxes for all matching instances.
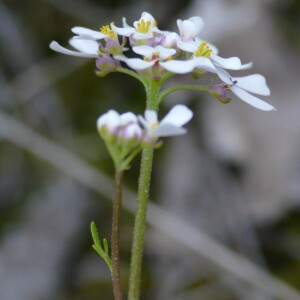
[100,24,115,39]
[195,41,212,58]
[137,19,152,33]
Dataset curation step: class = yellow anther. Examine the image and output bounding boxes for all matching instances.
[100,24,115,39]
[195,41,212,58]
[150,121,159,129]
[137,19,152,33]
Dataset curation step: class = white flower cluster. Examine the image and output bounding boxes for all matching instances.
[97,105,192,169]
[50,12,275,111]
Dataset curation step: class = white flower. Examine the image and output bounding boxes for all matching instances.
[178,40,245,71]
[214,67,275,111]
[115,45,179,72]
[139,105,193,139]
[112,12,163,40]
[50,38,99,58]
[177,16,204,41]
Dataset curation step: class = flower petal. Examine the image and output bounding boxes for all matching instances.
[156,45,176,60]
[178,41,198,53]
[215,67,232,84]
[71,26,106,39]
[240,62,253,70]
[144,110,158,125]
[49,41,98,58]
[133,32,153,40]
[211,55,242,70]
[234,74,270,96]
[151,124,187,137]
[124,58,154,70]
[69,38,99,54]
[111,23,135,36]
[160,59,196,74]
[160,105,193,127]
[132,45,155,57]
[189,16,204,34]
[193,57,217,73]
[231,86,276,111]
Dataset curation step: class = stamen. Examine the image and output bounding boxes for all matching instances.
[137,19,152,33]
[150,121,159,129]
[100,24,115,39]
[195,41,212,58]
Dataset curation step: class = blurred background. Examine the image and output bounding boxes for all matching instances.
[1,0,300,299]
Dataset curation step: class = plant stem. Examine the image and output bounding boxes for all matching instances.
[128,81,160,300]
[158,84,209,103]
[111,169,124,300]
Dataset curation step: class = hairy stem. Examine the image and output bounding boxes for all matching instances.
[111,169,124,300]
[128,81,160,300]
[158,84,209,103]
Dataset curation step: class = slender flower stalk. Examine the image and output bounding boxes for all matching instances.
[128,81,160,300]
[111,170,124,300]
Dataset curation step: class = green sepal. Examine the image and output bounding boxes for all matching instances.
[209,91,231,104]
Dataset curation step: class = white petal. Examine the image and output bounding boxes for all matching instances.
[69,38,99,54]
[160,105,193,127]
[145,110,158,126]
[138,115,148,128]
[156,46,176,60]
[133,32,153,40]
[120,112,138,125]
[71,26,106,39]
[160,59,196,74]
[49,41,98,58]
[114,55,154,70]
[140,12,156,24]
[234,74,270,96]
[111,23,135,36]
[215,67,232,84]
[211,55,242,70]
[193,57,217,73]
[231,86,276,111]
[132,45,155,57]
[181,20,197,39]
[151,124,187,137]
[240,62,253,70]
[189,16,204,34]
[124,58,154,70]
[178,41,198,53]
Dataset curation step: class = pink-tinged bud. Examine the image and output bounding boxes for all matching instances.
[97,110,121,141]
[96,55,119,74]
[120,112,138,126]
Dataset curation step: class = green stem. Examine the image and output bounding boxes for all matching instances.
[158,85,209,103]
[111,169,124,300]
[128,81,160,300]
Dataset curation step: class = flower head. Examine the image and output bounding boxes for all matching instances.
[139,105,193,145]
[112,12,163,42]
